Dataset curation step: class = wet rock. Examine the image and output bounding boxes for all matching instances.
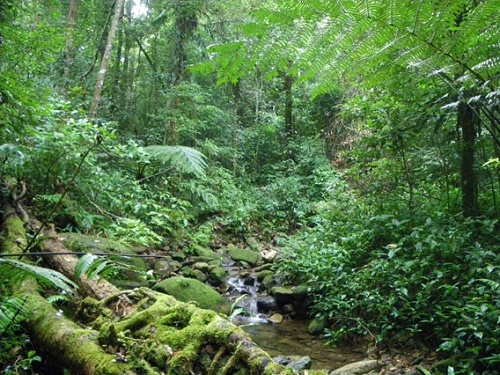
[271,286,295,304]
[228,244,260,266]
[153,276,230,313]
[257,295,278,312]
[330,359,382,375]
[268,313,283,324]
[283,304,295,314]
[262,275,279,291]
[273,355,312,371]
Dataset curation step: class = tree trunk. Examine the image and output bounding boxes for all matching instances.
[458,101,480,217]
[284,73,294,136]
[63,0,79,93]
[89,0,126,121]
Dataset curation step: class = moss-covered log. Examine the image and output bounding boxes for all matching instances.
[1,198,329,374]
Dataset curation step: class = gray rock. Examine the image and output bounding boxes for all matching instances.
[330,360,382,375]
[273,356,312,371]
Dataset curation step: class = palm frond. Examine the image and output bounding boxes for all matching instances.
[142,145,207,177]
[0,259,78,295]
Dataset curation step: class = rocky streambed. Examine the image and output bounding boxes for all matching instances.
[62,233,436,374]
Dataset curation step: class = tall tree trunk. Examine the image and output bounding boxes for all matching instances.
[89,0,126,121]
[458,101,480,217]
[63,0,79,93]
[284,73,294,136]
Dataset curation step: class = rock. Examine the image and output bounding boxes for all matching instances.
[192,262,210,272]
[283,304,295,314]
[262,275,279,291]
[261,249,277,262]
[153,276,230,313]
[287,356,312,371]
[190,243,215,258]
[254,263,273,272]
[330,360,382,375]
[268,313,283,324]
[308,315,328,335]
[245,236,260,251]
[256,270,274,282]
[170,251,186,261]
[228,245,260,266]
[273,356,311,371]
[207,266,227,287]
[257,295,278,312]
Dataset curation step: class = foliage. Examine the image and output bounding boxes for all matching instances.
[277,188,500,372]
[0,259,78,296]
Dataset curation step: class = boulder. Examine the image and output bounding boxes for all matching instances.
[228,245,260,266]
[273,355,312,371]
[261,249,277,262]
[330,360,382,375]
[256,269,274,282]
[245,236,260,251]
[153,276,230,314]
[207,266,227,287]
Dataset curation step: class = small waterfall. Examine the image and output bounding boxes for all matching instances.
[226,276,269,325]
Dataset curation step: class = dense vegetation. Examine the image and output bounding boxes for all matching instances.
[1,0,498,374]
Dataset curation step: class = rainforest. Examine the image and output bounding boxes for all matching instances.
[0,1,499,374]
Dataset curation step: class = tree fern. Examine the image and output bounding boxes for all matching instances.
[0,258,77,295]
[141,145,207,177]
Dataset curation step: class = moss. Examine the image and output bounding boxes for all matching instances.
[153,276,230,313]
[228,245,260,266]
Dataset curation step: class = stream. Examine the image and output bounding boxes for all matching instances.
[225,274,367,371]
[242,320,366,370]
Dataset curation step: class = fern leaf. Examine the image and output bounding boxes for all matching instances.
[0,297,25,334]
[142,145,207,177]
[0,259,78,295]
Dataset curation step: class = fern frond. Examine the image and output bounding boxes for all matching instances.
[0,259,78,295]
[74,253,117,281]
[142,145,207,177]
[0,297,25,334]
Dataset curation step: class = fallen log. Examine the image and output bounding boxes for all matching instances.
[1,197,330,374]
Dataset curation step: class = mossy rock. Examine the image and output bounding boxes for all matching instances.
[190,243,216,258]
[228,245,259,266]
[62,232,135,254]
[308,316,328,335]
[207,266,227,287]
[256,270,274,282]
[153,276,229,314]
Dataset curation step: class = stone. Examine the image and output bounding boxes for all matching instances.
[308,315,328,335]
[254,263,273,272]
[245,236,260,251]
[330,360,382,375]
[262,275,279,291]
[256,270,274,282]
[192,262,210,272]
[228,246,260,266]
[287,356,312,371]
[207,266,227,287]
[190,243,215,258]
[153,276,230,314]
[261,249,277,262]
[268,313,283,324]
[257,295,278,312]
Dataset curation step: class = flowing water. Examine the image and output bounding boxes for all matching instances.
[225,274,366,370]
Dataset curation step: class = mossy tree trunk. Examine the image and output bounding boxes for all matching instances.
[1,197,328,375]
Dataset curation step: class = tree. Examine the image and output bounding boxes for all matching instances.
[89,0,126,120]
